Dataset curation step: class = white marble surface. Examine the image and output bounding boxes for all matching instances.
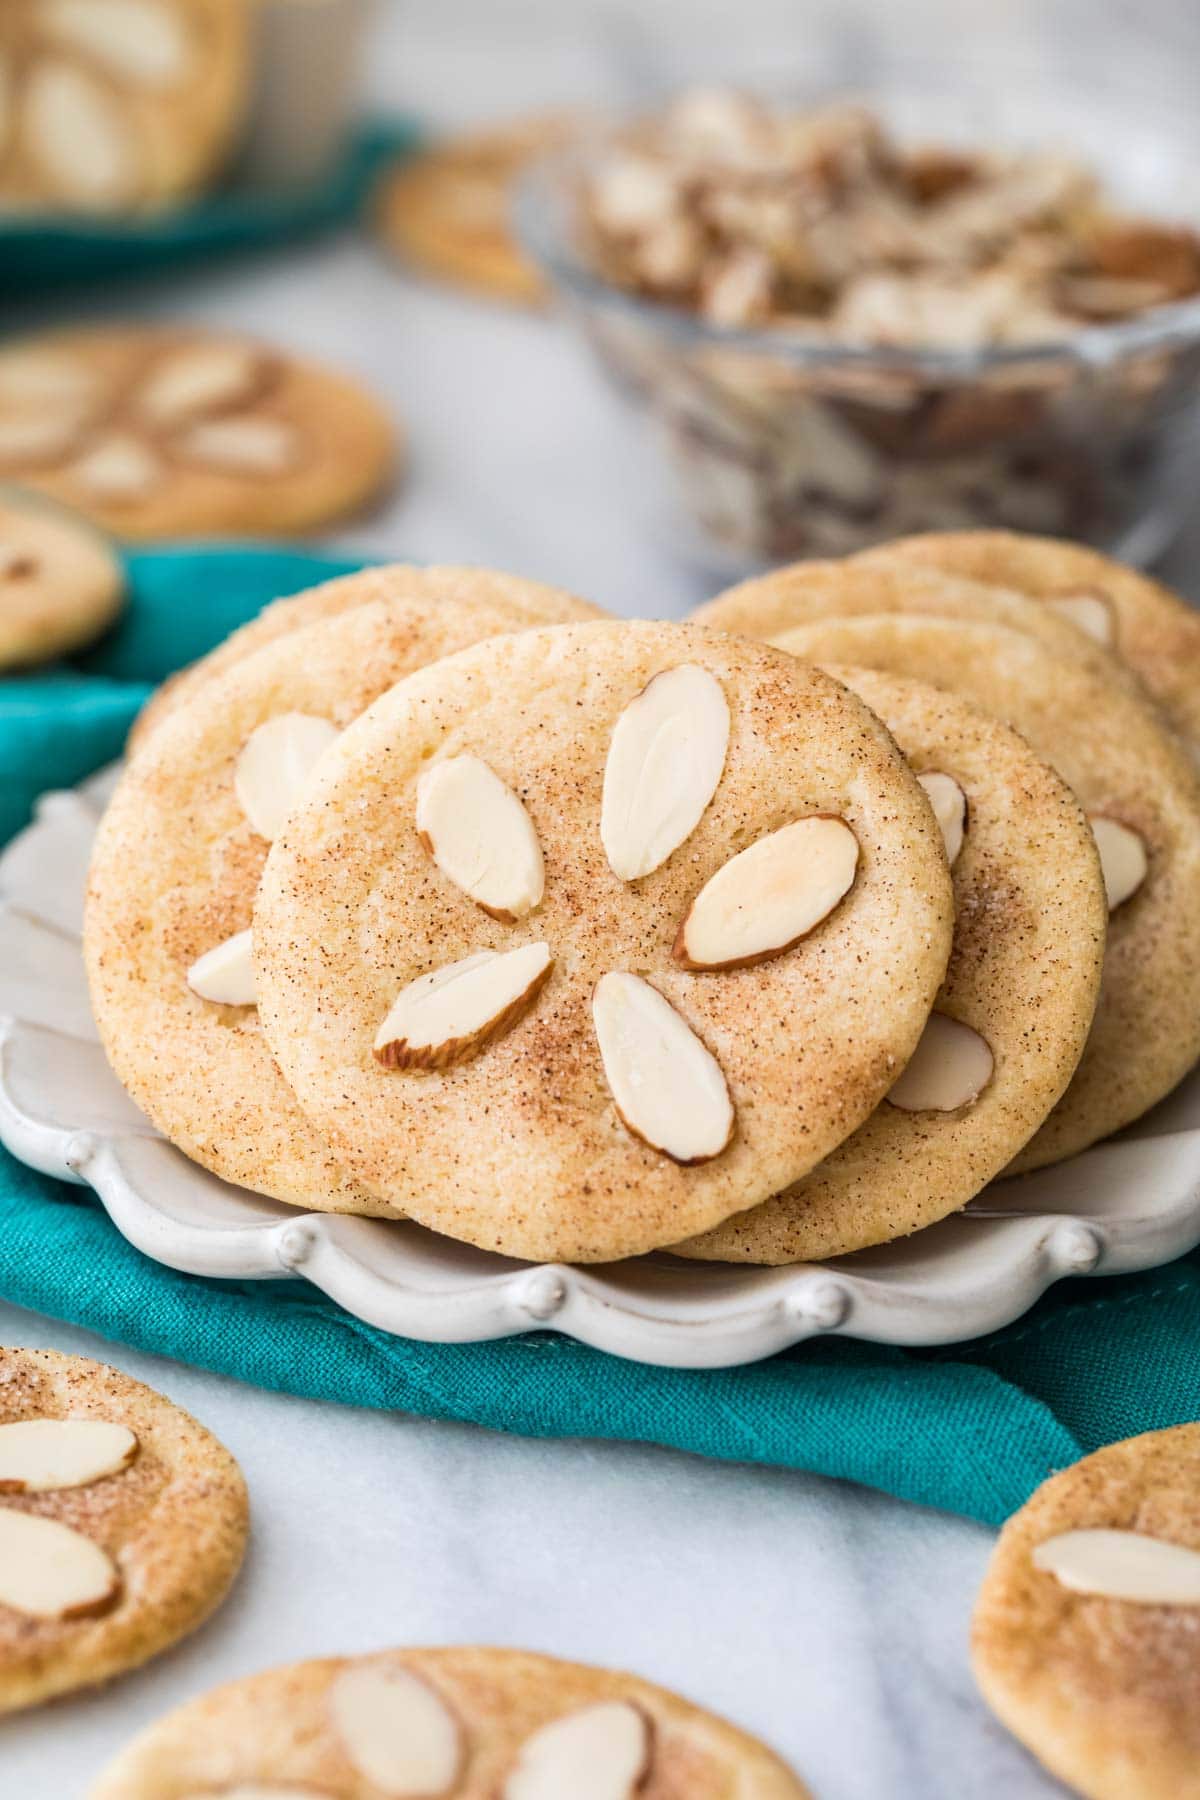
[3,3,1195,1792]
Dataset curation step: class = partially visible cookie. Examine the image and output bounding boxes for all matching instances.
[129,562,604,750]
[86,591,539,1212]
[91,1644,810,1798]
[0,1346,247,1715]
[376,115,576,305]
[864,530,1200,747]
[254,619,954,1262]
[692,558,1133,687]
[0,327,398,540]
[972,1425,1200,1800]
[0,488,123,668]
[680,669,1106,1262]
[0,0,251,214]
[771,614,1200,1170]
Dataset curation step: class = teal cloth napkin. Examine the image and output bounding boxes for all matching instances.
[3,545,1198,1527]
[0,120,417,293]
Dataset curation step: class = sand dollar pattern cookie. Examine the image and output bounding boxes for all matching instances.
[254,619,954,1262]
[972,1425,1200,1800]
[0,1346,246,1715]
[0,327,397,541]
[680,669,1107,1262]
[865,530,1200,747]
[130,562,604,750]
[771,614,1200,1170]
[0,489,123,668]
[692,557,1134,687]
[0,0,250,214]
[86,591,541,1211]
[377,115,577,305]
[91,1644,811,1797]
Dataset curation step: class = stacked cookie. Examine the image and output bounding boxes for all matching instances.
[84,535,1200,1268]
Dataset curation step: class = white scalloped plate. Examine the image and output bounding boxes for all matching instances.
[2,766,1200,1369]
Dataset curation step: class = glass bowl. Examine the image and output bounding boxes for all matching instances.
[516,69,1200,575]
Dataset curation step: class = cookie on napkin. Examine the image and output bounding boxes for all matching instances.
[0,488,123,668]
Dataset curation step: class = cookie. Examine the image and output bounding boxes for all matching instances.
[376,115,575,305]
[92,1643,810,1798]
[680,669,1106,1262]
[0,327,397,541]
[972,1425,1200,1800]
[864,531,1200,747]
[692,557,1132,687]
[86,590,541,1212]
[0,0,250,214]
[771,614,1200,1169]
[129,562,603,750]
[0,1346,247,1715]
[254,619,954,1262]
[0,488,123,668]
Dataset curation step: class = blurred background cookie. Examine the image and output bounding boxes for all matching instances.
[376,114,578,305]
[0,0,251,215]
[973,1425,1200,1800]
[680,670,1107,1262]
[92,1643,810,1797]
[0,1345,247,1714]
[0,488,123,668]
[0,326,398,539]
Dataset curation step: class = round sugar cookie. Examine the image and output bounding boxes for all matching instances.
[972,1425,1200,1800]
[0,488,123,668]
[0,0,251,215]
[0,1346,247,1715]
[92,1644,811,1798]
[376,115,576,305]
[771,614,1200,1170]
[680,669,1106,1262]
[130,562,603,750]
[0,327,397,541]
[85,591,538,1211]
[865,531,1200,747]
[254,619,955,1262]
[692,557,1132,687]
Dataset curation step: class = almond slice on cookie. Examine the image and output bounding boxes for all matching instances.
[601,664,729,880]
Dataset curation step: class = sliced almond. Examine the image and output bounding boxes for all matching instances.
[41,0,193,90]
[592,970,733,1163]
[21,59,140,211]
[674,815,858,971]
[416,754,544,921]
[234,713,339,842]
[0,348,97,410]
[374,942,552,1071]
[503,1701,651,1800]
[173,415,300,477]
[601,664,730,881]
[71,433,163,501]
[887,1012,993,1112]
[1045,589,1116,647]
[137,343,268,429]
[0,1419,136,1493]
[1032,1528,1200,1604]
[0,410,83,467]
[1090,815,1148,911]
[0,1507,119,1619]
[187,929,256,1007]
[181,1789,333,1800]
[918,771,966,867]
[330,1663,463,1794]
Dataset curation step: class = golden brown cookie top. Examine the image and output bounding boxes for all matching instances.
[772,612,1200,1170]
[254,618,955,1261]
[0,326,397,540]
[92,1644,811,1798]
[681,667,1107,1262]
[0,1346,246,1715]
[973,1425,1200,1800]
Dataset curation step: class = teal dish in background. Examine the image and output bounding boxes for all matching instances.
[0,119,419,294]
